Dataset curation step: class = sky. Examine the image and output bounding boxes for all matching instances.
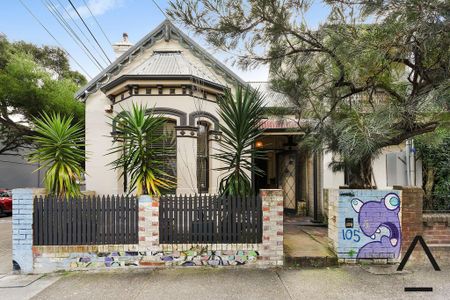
[0,0,331,82]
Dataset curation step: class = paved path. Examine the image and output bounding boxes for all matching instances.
[29,266,449,300]
[284,224,333,257]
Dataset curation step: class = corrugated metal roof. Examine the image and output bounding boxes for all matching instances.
[248,81,291,107]
[129,51,220,83]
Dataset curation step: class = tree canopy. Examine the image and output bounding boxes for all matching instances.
[416,127,450,210]
[0,35,86,155]
[168,0,450,187]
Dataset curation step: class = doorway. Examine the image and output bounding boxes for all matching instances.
[254,135,301,214]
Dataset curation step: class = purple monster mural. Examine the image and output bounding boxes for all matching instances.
[351,193,401,259]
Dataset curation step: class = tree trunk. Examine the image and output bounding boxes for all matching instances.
[348,157,373,189]
[424,168,435,210]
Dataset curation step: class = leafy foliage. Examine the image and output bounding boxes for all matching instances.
[28,113,84,197]
[305,105,399,187]
[416,128,450,211]
[108,104,174,196]
[215,86,265,197]
[0,36,85,155]
[168,0,449,188]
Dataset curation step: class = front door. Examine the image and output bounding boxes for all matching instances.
[278,151,298,214]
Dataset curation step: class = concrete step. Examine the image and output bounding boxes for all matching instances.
[284,256,339,268]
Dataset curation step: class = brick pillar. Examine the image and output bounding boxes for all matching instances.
[12,188,34,273]
[138,195,161,252]
[259,189,284,266]
[395,186,424,259]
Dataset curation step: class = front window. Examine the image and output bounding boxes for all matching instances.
[154,119,177,194]
[197,121,209,193]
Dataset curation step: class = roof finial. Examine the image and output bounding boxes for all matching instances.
[164,23,170,41]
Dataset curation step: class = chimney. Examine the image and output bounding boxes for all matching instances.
[112,33,133,58]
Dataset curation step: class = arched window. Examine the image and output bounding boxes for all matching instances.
[197,121,209,193]
[111,113,177,194]
[155,119,177,194]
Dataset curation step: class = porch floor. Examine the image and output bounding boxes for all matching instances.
[283,216,337,267]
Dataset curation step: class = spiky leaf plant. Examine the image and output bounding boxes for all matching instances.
[28,113,84,197]
[215,86,265,197]
[108,104,174,196]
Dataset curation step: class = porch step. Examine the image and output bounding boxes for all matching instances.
[284,256,338,268]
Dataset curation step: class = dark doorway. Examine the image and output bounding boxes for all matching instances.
[277,151,299,214]
[255,157,269,191]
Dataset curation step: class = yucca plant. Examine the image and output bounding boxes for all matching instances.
[108,104,174,196]
[215,86,266,197]
[28,113,85,197]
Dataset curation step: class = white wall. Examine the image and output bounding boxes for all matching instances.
[322,151,345,189]
[321,143,422,190]
[373,145,403,189]
[85,91,120,195]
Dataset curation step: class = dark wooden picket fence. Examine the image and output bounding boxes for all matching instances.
[33,195,138,246]
[159,194,262,244]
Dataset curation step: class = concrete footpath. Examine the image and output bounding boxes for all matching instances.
[0,265,443,300]
[0,216,61,300]
[1,216,449,299]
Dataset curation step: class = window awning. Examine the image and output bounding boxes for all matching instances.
[260,118,300,129]
[259,118,305,135]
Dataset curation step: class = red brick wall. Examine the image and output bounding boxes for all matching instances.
[396,187,424,258]
[423,214,450,245]
[395,186,450,266]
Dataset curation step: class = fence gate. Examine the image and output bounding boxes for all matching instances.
[159,194,262,244]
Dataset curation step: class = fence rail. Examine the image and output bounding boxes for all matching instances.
[33,195,138,246]
[159,194,262,244]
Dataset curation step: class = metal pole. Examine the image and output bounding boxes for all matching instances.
[313,152,319,222]
[410,139,416,186]
[405,139,411,186]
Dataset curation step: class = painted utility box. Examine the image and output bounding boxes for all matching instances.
[328,189,401,260]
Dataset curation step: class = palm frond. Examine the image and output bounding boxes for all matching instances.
[215,86,266,197]
[108,104,175,196]
[28,112,85,197]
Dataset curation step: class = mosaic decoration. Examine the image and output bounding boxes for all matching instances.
[337,190,401,259]
[60,247,259,269]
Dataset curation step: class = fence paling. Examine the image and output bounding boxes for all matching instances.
[159,194,262,244]
[33,195,138,246]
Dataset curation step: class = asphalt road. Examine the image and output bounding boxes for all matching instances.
[30,265,450,300]
[0,216,12,274]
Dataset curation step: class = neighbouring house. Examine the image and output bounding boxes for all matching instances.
[76,20,422,221]
[0,148,45,190]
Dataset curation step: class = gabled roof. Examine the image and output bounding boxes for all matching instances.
[75,19,247,99]
[100,50,226,92]
[129,51,218,80]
